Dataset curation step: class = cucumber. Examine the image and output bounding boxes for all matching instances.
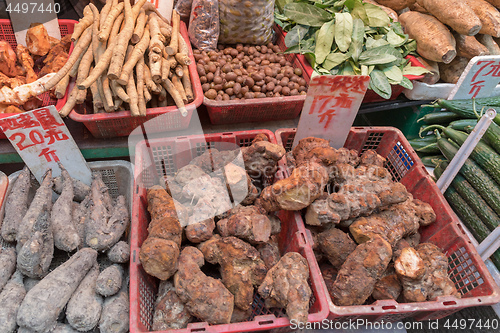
[421,155,446,167]
[449,119,478,131]
[439,184,500,270]
[417,111,461,124]
[431,97,500,126]
[436,162,500,231]
[442,128,500,186]
[409,136,437,145]
[436,133,500,216]
[413,142,440,154]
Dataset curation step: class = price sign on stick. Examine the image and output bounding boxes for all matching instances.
[0,106,91,185]
[293,75,370,148]
[448,55,500,100]
[148,0,174,22]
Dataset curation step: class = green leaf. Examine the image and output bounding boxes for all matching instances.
[359,45,401,65]
[370,69,392,99]
[391,22,405,35]
[382,65,403,83]
[322,52,349,70]
[361,65,369,76]
[402,64,430,76]
[349,18,364,62]
[401,39,417,56]
[364,3,390,27]
[335,13,353,53]
[285,25,310,48]
[276,0,293,13]
[399,76,413,89]
[366,37,389,49]
[315,20,335,64]
[284,3,332,27]
[339,62,355,75]
[344,0,356,10]
[387,29,407,47]
[351,0,369,25]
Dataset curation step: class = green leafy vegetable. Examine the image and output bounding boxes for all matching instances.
[284,3,332,27]
[323,52,350,70]
[387,29,407,47]
[349,18,364,61]
[359,45,400,65]
[364,3,390,27]
[285,25,310,47]
[335,13,353,52]
[370,69,392,99]
[399,77,414,89]
[382,65,403,83]
[315,20,335,64]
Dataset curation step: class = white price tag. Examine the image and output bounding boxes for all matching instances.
[148,0,174,22]
[448,55,500,100]
[293,75,370,148]
[0,106,91,185]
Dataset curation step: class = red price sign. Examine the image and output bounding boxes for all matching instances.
[448,56,500,100]
[0,106,91,184]
[293,75,369,148]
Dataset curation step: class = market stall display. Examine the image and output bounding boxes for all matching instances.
[0,160,133,332]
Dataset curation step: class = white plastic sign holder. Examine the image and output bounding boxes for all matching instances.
[293,75,370,148]
[0,105,91,185]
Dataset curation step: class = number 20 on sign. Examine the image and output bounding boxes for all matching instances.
[293,75,370,148]
[0,105,91,185]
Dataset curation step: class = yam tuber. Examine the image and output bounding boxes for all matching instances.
[51,164,80,252]
[0,247,16,293]
[139,186,182,280]
[0,271,26,333]
[477,34,500,55]
[72,6,93,41]
[217,205,273,245]
[174,247,234,324]
[0,41,23,78]
[395,244,460,302]
[95,264,124,297]
[241,140,286,178]
[349,198,436,247]
[165,10,180,55]
[417,0,482,36]
[99,280,129,333]
[1,166,31,242]
[372,265,402,301]
[107,241,130,264]
[117,28,150,85]
[98,2,125,42]
[416,57,440,84]
[149,13,165,54]
[152,280,192,330]
[465,0,500,37]
[66,264,103,332]
[16,170,53,251]
[439,56,469,84]
[316,228,357,269]
[17,207,54,279]
[26,23,51,56]
[54,73,70,99]
[455,33,489,59]
[257,236,281,270]
[258,252,311,324]
[198,236,267,311]
[399,11,456,63]
[16,45,37,83]
[132,9,147,44]
[17,248,98,333]
[331,235,392,306]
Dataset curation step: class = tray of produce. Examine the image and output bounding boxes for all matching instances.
[413,97,500,271]
[273,127,500,322]
[59,2,203,139]
[198,25,309,125]
[0,19,76,138]
[0,160,133,332]
[274,0,428,103]
[130,130,329,332]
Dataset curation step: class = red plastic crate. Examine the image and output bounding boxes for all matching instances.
[0,19,77,139]
[66,21,203,139]
[130,130,329,333]
[275,127,500,322]
[203,25,309,125]
[275,25,426,103]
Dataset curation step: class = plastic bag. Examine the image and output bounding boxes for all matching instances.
[218,0,275,45]
[174,0,193,18]
[188,0,219,51]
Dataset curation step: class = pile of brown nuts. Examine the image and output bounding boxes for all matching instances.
[194,43,308,101]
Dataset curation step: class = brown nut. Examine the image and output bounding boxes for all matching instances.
[279,58,287,66]
[205,89,218,99]
[285,61,292,67]
[223,94,230,101]
[290,89,299,96]
[261,45,268,53]
[197,64,206,76]
[243,46,249,53]
[222,64,232,73]
[233,82,242,95]
[266,91,274,97]
[254,57,262,64]
[230,49,238,57]
[236,93,243,99]
[265,76,274,83]
[226,72,237,82]
[294,68,303,76]
[299,86,308,92]
[234,69,243,76]
[273,46,281,53]
[261,60,270,66]
[226,87,234,95]
[291,75,300,83]
[208,64,217,73]
[247,61,256,67]
[236,44,244,52]
[200,76,207,84]
[252,85,261,92]
[213,76,223,85]
[213,84,224,91]
[282,86,291,96]
[215,94,223,101]
[264,67,274,77]
[224,81,235,89]
[236,76,244,84]
[276,73,284,81]
[256,92,267,98]
[256,80,265,86]
[206,72,214,82]
[273,85,282,94]
[266,82,275,91]
[245,77,255,88]
[219,59,227,67]
[244,92,254,99]
[298,78,307,87]
[288,82,296,90]
[280,77,290,86]
[251,73,264,82]
[202,83,211,92]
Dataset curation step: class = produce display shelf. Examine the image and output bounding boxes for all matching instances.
[275,127,500,322]
[0,19,78,139]
[130,130,329,333]
[203,25,309,125]
[66,22,203,139]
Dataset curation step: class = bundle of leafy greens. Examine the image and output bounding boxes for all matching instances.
[275,0,429,99]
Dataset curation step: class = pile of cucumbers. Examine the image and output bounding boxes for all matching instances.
[410,97,500,270]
